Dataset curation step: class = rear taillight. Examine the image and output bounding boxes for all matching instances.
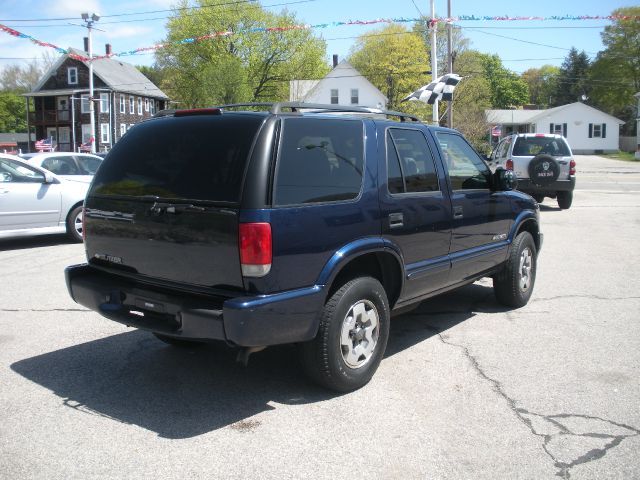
[569,159,576,176]
[506,159,514,171]
[239,223,272,277]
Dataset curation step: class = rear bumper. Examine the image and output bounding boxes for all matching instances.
[65,264,324,347]
[517,176,575,195]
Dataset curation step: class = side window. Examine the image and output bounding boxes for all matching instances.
[436,132,490,191]
[0,159,45,183]
[274,118,364,206]
[42,157,78,175]
[386,129,439,193]
[495,138,510,159]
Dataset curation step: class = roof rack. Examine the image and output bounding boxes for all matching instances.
[155,102,420,122]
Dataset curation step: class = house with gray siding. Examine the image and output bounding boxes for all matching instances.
[24,43,169,153]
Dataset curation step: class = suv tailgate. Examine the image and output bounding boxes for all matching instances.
[84,113,265,289]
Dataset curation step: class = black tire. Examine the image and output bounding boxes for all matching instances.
[531,194,544,203]
[528,154,560,186]
[557,191,573,209]
[153,333,203,348]
[299,277,390,392]
[66,205,83,242]
[493,231,537,308]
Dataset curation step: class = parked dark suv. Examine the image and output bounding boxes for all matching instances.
[65,103,542,391]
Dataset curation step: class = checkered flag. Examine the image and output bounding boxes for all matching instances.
[401,74,462,104]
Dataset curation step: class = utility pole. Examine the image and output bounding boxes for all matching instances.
[446,0,453,128]
[430,0,438,125]
[81,12,100,153]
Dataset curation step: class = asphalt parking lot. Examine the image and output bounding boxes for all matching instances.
[1,155,639,479]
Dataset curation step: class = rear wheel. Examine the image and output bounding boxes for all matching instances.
[300,277,390,392]
[531,194,544,203]
[494,231,537,308]
[66,205,83,242]
[557,191,573,209]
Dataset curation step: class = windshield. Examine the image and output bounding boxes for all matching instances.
[77,155,102,174]
[513,137,570,156]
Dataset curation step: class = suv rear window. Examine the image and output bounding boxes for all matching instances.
[513,137,570,157]
[90,114,264,202]
[274,118,364,206]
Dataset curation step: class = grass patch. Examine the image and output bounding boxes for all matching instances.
[602,151,638,162]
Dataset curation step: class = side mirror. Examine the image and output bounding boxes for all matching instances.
[494,168,517,191]
[43,171,57,184]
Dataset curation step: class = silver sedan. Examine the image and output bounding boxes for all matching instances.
[0,153,89,242]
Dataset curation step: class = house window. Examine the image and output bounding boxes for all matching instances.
[100,93,109,113]
[150,100,155,115]
[100,123,110,144]
[330,89,339,104]
[129,96,135,114]
[81,124,92,143]
[156,101,160,113]
[68,67,78,85]
[351,89,359,105]
[81,94,90,113]
[120,124,127,138]
[593,124,602,137]
[144,98,149,112]
[119,95,125,114]
[137,97,142,115]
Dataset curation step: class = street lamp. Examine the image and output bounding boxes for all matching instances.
[81,12,100,153]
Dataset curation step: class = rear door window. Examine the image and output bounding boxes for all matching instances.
[386,128,439,194]
[90,114,264,202]
[274,118,364,206]
[513,137,570,157]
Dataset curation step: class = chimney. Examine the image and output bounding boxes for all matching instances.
[83,37,89,53]
[332,54,338,68]
[105,44,112,55]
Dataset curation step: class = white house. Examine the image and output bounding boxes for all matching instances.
[486,102,624,154]
[290,58,387,109]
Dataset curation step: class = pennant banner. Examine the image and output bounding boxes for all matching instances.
[2,14,639,62]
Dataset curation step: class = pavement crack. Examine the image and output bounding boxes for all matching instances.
[433,330,640,478]
[533,295,640,303]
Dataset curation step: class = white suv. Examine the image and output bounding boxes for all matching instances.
[488,133,576,209]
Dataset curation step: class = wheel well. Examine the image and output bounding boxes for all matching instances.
[327,252,402,308]
[516,219,540,251]
[66,202,83,222]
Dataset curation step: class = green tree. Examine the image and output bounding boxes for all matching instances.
[479,54,529,109]
[349,24,431,116]
[0,91,27,132]
[452,50,493,152]
[155,1,328,107]
[589,6,640,135]
[554,47,591,106]
[521,65,560,108]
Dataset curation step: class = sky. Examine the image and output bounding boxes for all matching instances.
[0,0,637,75]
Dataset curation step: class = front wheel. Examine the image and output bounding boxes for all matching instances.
[557,191,573,209]
[493,231,537,308]
[299,277,390,392]
[66,205,83,242]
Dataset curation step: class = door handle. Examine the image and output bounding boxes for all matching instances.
[453,205,463,219]
[388,212,404,229]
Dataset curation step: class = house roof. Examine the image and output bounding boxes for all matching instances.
[303,60,388,103]
[487,102,624,125]
[29,48,168,100]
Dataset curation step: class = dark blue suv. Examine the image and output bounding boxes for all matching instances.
[65,103,542,391]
